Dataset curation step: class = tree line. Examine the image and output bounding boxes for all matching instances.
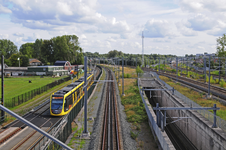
[84,50,177,66]
[0,35,84,67]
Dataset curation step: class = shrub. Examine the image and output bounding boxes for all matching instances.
[130,131,138,140]
[206,76,209,82]
[210,76,215,84]
[136,66,143,77]
[126,73,131,78]
[215,79,219,84]
[177,72,180,76]
[122,73,131,78]
[220,79,226,87]
[187,71,191,78]
[172,69,176,73]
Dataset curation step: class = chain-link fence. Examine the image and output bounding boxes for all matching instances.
[148,71,226,132]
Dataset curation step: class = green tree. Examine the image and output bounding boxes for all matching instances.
[19,43,34,58]
[0,39,17,59]
[51,35,81,64]
[20,55,29,67]
[9,53,20,67]
[33,39,43,59]
[217,34,226,57]
[41,39,53,64]
[108,50,124,58]
[136,66,143,77]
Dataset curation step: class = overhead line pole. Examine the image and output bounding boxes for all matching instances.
[142,31,144,67]
[83,56,89,135]
[1,55,4,122]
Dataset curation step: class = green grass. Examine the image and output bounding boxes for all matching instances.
[160,75,226,121]
[121,83,147,123]
[0,76,66,100]
[130,131,138,139]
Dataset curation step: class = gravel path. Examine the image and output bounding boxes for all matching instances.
[113,70,137,150]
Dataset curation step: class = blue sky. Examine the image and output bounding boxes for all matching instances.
[0,0,225,56]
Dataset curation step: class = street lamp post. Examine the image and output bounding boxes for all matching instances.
[18,58,20,67]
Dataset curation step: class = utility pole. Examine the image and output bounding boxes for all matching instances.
[158,58,160,73]
[83,56,89,136]
[142,31,144,67]
[208,55,211,97]
[136,57,137,67]
[219,57,221,81]
[122,57,124,96]
[176,57,178,82]
[204,57,206,82]
[118,58,120,83]
[1,55,4,122]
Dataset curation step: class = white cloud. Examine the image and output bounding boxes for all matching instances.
[0,4,12,14]
[176,41,190,45]
[107,36,117,42]
[143,19,177,38]
[186,14,216,31]
[13,32,24,37]
[23,33,40,42]
[56,2,73,16]
[207,20,226,36]
[176,21,198,36]
[153,39,171,43]
[6,0,131,38]
[176,0,226,12]
[0,34,9,39]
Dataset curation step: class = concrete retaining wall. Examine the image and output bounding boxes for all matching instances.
[150,79,226,150]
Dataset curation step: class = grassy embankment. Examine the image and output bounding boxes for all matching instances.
[0,76,65,101]
[155,64,226,88]
[159,75,226,120]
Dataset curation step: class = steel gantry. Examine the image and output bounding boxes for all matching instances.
[153,103,219,131]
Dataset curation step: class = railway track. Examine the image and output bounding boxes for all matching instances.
[101,67,121,150]
[170,64,226,80]
[0,100,63,150]
[141,67,226,100]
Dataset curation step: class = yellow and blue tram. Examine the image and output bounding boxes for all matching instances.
[50,73,94,116]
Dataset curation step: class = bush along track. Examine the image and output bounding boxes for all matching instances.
[120,78,158,149]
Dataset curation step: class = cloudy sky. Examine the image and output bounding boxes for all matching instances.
[0,0,226,56]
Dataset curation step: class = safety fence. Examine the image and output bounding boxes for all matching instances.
[146,71,226,132]
[30,66,102,150]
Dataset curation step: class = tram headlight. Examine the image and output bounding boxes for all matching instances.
[51,109,62,114]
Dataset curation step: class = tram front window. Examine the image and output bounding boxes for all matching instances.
[51,98,63,114]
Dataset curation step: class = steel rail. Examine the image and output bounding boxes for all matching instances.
[12,118,52,150]
[101,67,120,150]
[101,70,110,150]
[0,101,51,145]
